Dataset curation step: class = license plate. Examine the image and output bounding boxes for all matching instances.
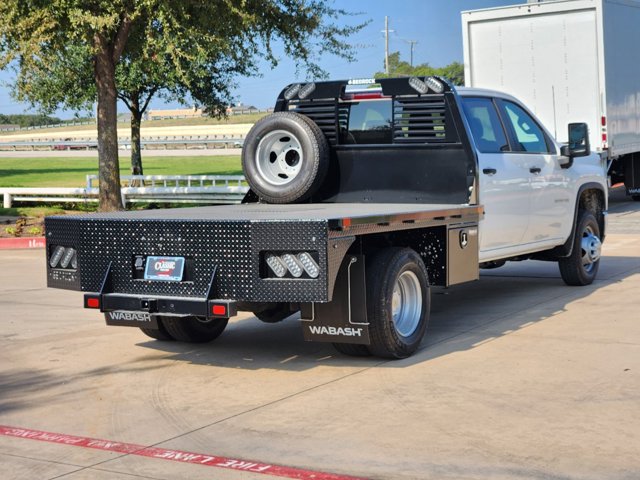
[144,256,185,281]
[105,311,156,328]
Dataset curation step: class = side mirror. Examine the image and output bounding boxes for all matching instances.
[560,122,590,166]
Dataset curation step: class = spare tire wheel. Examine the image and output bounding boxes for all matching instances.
[242,112,329,203]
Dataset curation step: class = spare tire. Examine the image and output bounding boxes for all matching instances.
[242,112,330,203]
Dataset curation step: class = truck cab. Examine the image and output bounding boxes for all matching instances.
[456,88,607,263]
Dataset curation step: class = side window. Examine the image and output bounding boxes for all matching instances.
[501,101,551,153]
[342,100,393,145]
[460,97,508,153]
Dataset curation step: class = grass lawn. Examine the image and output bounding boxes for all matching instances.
[0,155,242,188]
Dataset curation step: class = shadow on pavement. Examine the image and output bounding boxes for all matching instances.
[135,253,639,371]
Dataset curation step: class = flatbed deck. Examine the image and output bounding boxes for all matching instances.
[76,203,479,220]
[68,202,482,231]
[45,202,482,301]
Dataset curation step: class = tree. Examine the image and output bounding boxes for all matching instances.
[375,52,464,86]
[0,113,62,127]
[0,1,365,211]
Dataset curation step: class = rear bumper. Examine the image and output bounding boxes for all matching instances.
[85,292,237,320]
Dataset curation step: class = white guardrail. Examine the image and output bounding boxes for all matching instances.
[0,136,244,151]
[1,175,248,208]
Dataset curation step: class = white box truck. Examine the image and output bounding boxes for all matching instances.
[462,0,640,199]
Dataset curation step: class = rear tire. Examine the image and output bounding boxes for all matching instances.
[366,248,430,359]
[139,316,174,341]
[242,112,329,203]
[558,210,602,286]
[161,316,228,343]
[332,342,371,357]
[254,303,297,323]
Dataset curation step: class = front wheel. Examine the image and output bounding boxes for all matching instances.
[161,316,228,343]
[558,210,602,286]
[366,248,430,359]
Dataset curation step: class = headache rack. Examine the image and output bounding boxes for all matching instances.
[274,76,477,206]
[275,76,462,146]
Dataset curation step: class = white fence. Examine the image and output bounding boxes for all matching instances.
[1,175,248,208]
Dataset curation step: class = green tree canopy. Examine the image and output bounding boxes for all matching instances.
[375,52,464,86]
[0,1,366,210]
[0,113,62,127]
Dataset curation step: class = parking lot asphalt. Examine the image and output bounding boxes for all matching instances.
[1,191,639,480]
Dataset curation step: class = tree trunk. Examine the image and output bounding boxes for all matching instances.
[130,97,143,176]
[94,35,123,212]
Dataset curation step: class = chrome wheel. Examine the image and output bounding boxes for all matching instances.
[255,130,303,186]
[581,225,602,274]
[391,271,423,338]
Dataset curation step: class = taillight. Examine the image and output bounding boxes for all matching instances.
[262,251,320,279]
[84,295,100,309]
[49,245,77,270]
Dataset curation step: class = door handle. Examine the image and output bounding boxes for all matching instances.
[482,168,497,175]
[529,167,542,174]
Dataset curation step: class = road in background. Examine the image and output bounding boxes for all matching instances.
[0,148,242,158]
[1,191,639,480]
[0,124,252,141]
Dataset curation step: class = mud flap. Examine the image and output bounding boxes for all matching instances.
[104,311,159,329]
[625,153,640,194]
[300,255,370,345]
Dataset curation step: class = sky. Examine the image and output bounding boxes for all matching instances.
[0,0,523,118]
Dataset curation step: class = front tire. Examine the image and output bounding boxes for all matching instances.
[558,210,602,286]
[161,316,228,343]
[366,248,430,359]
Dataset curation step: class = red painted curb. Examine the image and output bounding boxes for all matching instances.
[0,236,45,250]
[0,425,368,480]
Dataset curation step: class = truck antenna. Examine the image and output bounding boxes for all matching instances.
[551,85,558,140]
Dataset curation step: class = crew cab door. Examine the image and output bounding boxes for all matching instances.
[496,99,572,247]
[461,97,531,260]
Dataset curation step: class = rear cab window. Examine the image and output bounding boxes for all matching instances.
[340,99,393,145]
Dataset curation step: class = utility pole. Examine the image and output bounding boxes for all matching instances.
[407,40,418,67]
[385,16,390,74]
[382,16,395,75]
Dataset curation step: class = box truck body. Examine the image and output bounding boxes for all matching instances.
[462,0,640,193]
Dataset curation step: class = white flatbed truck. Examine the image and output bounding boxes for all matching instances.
[45,76,607,359]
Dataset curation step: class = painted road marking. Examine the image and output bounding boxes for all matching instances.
[0,425,367,480]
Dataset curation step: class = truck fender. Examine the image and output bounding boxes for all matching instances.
[552,183,606,259]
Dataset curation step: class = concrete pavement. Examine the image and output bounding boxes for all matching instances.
[1,194,639,479]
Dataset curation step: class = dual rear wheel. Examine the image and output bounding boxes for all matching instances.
[138,248,431,359]
[333,248,431,359]
[139,316,228,343]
